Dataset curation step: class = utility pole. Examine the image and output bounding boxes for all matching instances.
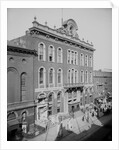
[61,8,63,26]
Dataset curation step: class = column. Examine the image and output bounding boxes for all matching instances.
[60,92,64,112]
[77,90,80,102]
[64,92,68,113]
[52,93,57,115]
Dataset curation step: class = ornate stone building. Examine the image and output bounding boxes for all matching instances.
[7,18,95,132]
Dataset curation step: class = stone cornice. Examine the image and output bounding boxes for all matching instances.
[7,45,38,56]
[29,26,95,52]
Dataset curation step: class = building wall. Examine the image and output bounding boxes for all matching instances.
[7,50,35,131]
[9,19,95,125]
[93,70,112,100]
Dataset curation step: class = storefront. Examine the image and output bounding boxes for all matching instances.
[36,93,48,123]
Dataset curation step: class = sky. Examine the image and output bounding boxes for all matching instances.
[7,8,112,70]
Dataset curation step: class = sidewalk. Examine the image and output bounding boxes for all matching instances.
[28,110,106,141]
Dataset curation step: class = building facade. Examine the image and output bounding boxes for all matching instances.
[7,42,37,138]
[8,18,95,130]
[93,70,112,101]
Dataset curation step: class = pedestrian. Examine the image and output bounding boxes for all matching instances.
[57,120,63,138]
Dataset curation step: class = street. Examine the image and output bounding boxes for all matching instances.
[58,112,112,141]
[27,110,112,141]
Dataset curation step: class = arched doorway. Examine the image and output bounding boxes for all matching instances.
[7,68,19,104]
[57,91,62,113]
[36,93,47,121]
[47,92,54,116]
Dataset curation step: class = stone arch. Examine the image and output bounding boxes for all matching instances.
[7,111,18,120]
[7,67,19,104]
[37,92,46,99]
[20,109,29,116]
[47,91,55,116]
[47,91,55,102]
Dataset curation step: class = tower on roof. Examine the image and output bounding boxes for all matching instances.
[62,19,79,38]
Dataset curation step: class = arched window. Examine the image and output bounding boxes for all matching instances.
[7,112,17,121]
[71,69,74,83]
[67,69,71,83]
[38,67,46,88]
[85,55,88,66]
[85,70,88,83]
[80,53,84,66]
[57,92,62,102]
[21,72,27,101]
[71,51,74,64]
[48,45,55,62]
[57,68,63,85]
[75,51,78,65]
[49,68,55,86]
[7,68,19,104]
[57,47,63,63]
[48,93,53,102]
[89,71,93,83]
[89,56,93,67]
[75,70,78,83]
[80,70,84,83]
[67,50,70,64]
[38,43,46,61]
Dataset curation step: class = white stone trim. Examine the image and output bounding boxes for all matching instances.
[38,66,46,88]
[35,86,64,93]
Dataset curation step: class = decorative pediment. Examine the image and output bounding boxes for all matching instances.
[62,19,79,38]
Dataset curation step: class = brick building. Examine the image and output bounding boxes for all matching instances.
[7,18,95,132]
[93,70,112,102]
[7,41,37,139]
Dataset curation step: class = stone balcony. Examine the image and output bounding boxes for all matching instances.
[64,83,84,89]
